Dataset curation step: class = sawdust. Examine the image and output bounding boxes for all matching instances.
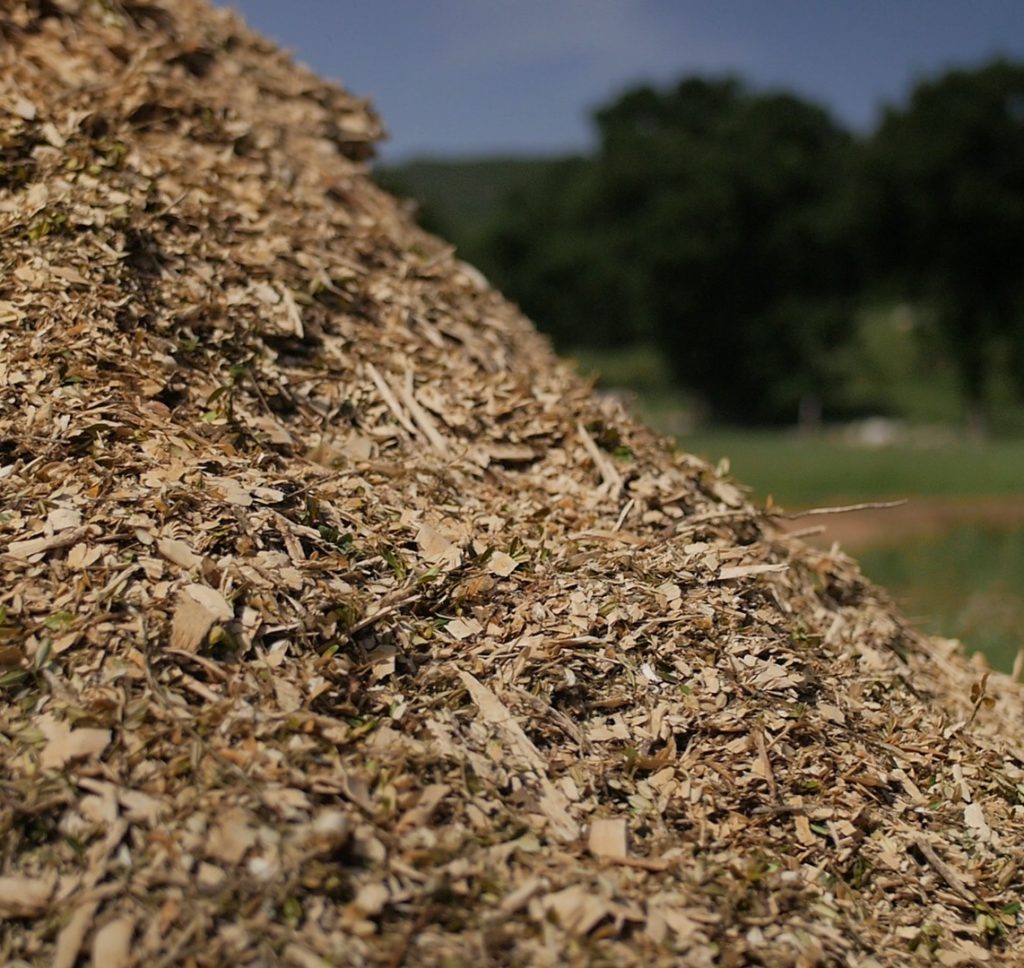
[1,2,1023,966]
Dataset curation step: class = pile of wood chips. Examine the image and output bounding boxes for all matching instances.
[2,2,1023,965]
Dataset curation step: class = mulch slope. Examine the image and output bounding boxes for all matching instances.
[1,3,1023,965]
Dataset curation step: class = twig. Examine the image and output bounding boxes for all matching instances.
[782,500,907,520]
[385,901,437,968]
[94,562,140,604]
[784,525,828,540]
[576,421,623,499]
[913,837,977,904]
[366,362,418,436]
[750,803,809,817]
[346,590,422,638]
[754,726,779,801]
[5,526,90,560]
[612,498,635,532]
[153,190,190,219]
[399,371,448,453]
[244,364,275,417]
[282,470,350,499]
[604,855,671,872]
[964,671,992,731]
[667,507,758,540]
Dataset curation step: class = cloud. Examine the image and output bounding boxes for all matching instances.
[431,0,743,78]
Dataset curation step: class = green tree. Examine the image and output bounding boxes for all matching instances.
[485,155,636,349]
[486,77,860,424]
[864,60,1024,431]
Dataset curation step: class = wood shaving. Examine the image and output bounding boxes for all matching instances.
[2,2,1024,965]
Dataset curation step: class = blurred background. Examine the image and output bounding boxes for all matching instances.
[226,1,1024,670]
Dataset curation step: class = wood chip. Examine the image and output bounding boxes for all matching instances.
[157,538,204,570]
[169,584,233,652]
[6,527,90,560]
[0,874,56,918]
[589,818,627,859]
[486,551,519,577]
[2,3,1023,965]
[91,917,135,968]
[38,715,111,770]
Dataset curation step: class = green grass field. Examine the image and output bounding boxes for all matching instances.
[857,524,1024,672]
[681,431,1024,506]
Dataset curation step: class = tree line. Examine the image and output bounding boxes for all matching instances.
[382,60,1024,428]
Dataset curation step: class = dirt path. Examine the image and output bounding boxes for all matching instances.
[784,496,1024,552]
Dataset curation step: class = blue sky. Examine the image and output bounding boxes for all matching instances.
[222,1,1024,160]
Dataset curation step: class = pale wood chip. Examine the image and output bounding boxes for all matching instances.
[486,550,519,577]
[157,537,204,570]
[46,506,82,531]
[169,584,232,652]
[416,522,461,568]
[589,817,628,859]
[91,916,135,968]
[208,476,252,506]
[446,616,483,640]
[38,714,111,769]
[541,884,609,935]
[206,808,257,865]
[0,874,56,918]
[7,526,89,559]
[395,783,450,832]
[54,901,100,968]
[716,563,788,581]
[963,801,992,842]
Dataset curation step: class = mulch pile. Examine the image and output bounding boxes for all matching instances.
[2,2,1023,965]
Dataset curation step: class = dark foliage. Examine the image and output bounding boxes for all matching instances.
[484,78,861,423]
[864,61,1024,422]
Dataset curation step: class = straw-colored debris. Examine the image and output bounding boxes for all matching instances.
[2,3,1023,966]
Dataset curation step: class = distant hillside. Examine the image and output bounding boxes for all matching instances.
[375,155,567,265]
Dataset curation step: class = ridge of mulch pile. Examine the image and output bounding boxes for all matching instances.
[2,3,1023,966]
